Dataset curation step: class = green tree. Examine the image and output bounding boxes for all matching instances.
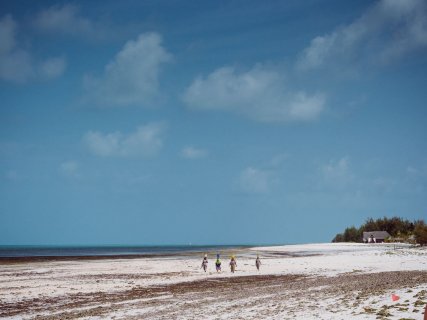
[331,216,425,243]
[343,226,361,242]
[362,218,378,233]
[359,216,416,237]
[332,233,344,242]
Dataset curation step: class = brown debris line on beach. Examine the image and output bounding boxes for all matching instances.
[1,271,426,319]
[0,247,256,265]
[0,247,307,266]
[0,253,193,265]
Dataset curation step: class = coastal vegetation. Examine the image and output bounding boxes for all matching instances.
[332,217,427,245]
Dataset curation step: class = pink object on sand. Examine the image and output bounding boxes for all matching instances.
[391,294,400,301]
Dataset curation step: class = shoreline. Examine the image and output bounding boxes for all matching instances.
[0,245,259,262]
[0,242,404,264]
[0,246,260,264]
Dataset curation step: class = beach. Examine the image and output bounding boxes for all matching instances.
[1,243,426,319]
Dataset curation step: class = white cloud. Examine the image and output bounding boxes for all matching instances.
[0,49,33,83]
[0,14,16,54]
[180,146,208,159]
[237,167,270,194]
[0,15,33,83]
[39,57,67,79]
[297,0,427,70]
[83,33,172,107]
[183,65,325,122]
[33,4,95,37]
[59,161,80,178]
[83,123,166,157]
[0,15,66,83]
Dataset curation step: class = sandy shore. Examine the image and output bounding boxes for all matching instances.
[1,243,426,319]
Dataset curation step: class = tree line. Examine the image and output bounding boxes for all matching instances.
[332,216,427,245]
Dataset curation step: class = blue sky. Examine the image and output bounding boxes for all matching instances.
[1,0,426,245]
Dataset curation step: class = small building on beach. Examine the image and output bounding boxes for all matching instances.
[363,231,391,243]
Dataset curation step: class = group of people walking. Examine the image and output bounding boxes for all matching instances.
[201,254,261,273]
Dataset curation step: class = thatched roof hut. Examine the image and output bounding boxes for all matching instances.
[363,231,391,243]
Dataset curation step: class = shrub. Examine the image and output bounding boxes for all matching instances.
[331,216,426,243]
[414,221,427,246]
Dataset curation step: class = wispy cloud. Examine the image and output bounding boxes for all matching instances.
[0,15,15,53]
[183,65,325,122]
[404,164,427,194]
[5,170,20,181]
[39,56,67,80]
[406,164,427,178]
[59,161,80,179]
[236,167,271,194]
[372,177,396,193]
[33,4,96,38]
[297,0,427,71]
[0,15,66,83]
[233,154,289,194]
[83,33,172,107]
[406,166,419,175]
[268,153,289,168]
[0,15,32,83]
[321,157,354,188]
[180,146,208,159]
[83,123,166,158]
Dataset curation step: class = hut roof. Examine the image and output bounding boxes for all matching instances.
[363,231,391,240]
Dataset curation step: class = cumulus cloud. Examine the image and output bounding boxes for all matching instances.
[236,167,271,194]
[297,0,427,70]
[59,161,80,178]
[183,65,325,122]
[33,4,95,37]
[0,15,66,83]
[180,146,208,159]
[83,123,166,157]
[83,33,172,107]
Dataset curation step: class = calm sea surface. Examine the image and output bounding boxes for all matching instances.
[0,245,253,258]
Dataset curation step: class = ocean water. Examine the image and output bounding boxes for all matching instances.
[0,245,252,258]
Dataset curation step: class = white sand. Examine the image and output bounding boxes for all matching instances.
[0,243,426,319]
[252,242,426,276]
